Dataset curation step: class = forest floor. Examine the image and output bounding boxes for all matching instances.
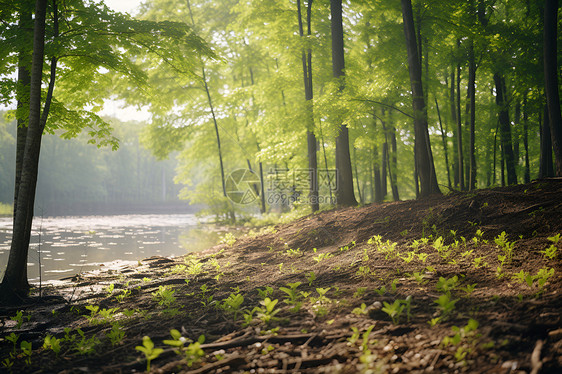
[1,179,562,373]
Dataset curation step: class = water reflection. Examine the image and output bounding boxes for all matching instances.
[0,214,223,283]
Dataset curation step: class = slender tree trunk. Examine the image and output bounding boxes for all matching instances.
[456,61,464,190]
[467,40,477,190]
[544,0,562,175]
[389,125,400,201]
[435,97,452,188]
[331,0,357,206]
[540,104,555,178]
[352,147,363,204]
[401,0,440,197]
[2,0,48,299]
[450,66,459,187]
[298,0,319,212]
[372,120,383,203]
[523,95,531,183]
[493,73,517,184]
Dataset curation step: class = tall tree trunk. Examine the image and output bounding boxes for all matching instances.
[456,61,464,190]
[449,66,459,187]
[331,0,357,206]
[389,125,400,201]
[493,73,517,184]
[540,104,555,178]
[467,40,477,190]
[435,97,452,188]
[2,0,48,299]
[523,95,531,183]
[544,0,562,175]
[372,120,383,203]
[401,0,440,197]
[298,0,319,212]
[381,141,388,198]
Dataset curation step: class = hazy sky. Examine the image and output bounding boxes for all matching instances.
[103,0,143,15]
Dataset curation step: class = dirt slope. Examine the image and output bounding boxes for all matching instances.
[1,179,561,373]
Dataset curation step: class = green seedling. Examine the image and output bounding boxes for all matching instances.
[2,357,13,370]
[313,252,333,263]
[547,233,560,244]
[219,232,236,246]
[417,252,429,262]
[107,323,126,346]
[441,318,479,347]
[352,303,368,316]
[353,287,367,298]
[472,257,488,268]
[400,251,416,263]
[257,286,274,299]
[221,292,245,321]
[435,294,458,318]
[494,231,515,264]
[347,327,361,345]
[390,279,399,293]
[382,300,405,324]
[73,329,100,355]
[115,289,131,303]
[152,285,177,307]
[374,285,386,296]
[163,330,206,367]
[20,340,32,365]
[136,336,163,373]
[306,271,316,286]
[280,282,303,312]
[186,257,205,275]
[43,334,62,356]
[10,310,30,329]
[411,271,428,285]
[436,275,459,297]
[104,283,115,296]
[460,283,477,296]
[6,332,19,353]
[540,244,558,260]
[256,298,281,325]
[285,247,302,257]
[314,287,331,303]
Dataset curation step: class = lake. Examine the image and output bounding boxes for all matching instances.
[0,214,224,284]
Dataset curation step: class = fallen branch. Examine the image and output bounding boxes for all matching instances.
[530,339,543,374]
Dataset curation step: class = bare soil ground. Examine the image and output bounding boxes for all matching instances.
[1,179,562,373]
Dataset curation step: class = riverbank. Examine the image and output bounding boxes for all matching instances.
[1,179,561,373]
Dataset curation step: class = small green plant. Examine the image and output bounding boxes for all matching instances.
[306,271,316,286]
[107,323,126,346]
[163,330,206,367]
[257,286,274,299]
[152,285,177,307]
[435,294,458,319]
[460,283,477,296]
[20,340,32,365]
[43,334,62,356]
[255,298,281,325]
[411,271,428,285]
[219,232,236,246]
[541,235,559,260]
[382,300,405,324]
[436,275,459,297]
[285,247,302,257]
[494,231,515,264]
[115,289,131,303]
[10,310,30,329]
[73,329,100,355]
[353,287,367,298]
[104,283,115,296]
[136,336,164,373]
[280,282,303,312]
[472,256,488,268]
[185,257,205,275]
[374,285,386,296]
[6,332,19,353]
[352,303,368,316]
[314,252,334,263]
[220,292,245,321]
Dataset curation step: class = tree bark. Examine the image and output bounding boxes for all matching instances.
[540,104,555,178]
[493,72,517,184]
[401,0,440,197]
[298,0,319,212]
[331,0,357,206]
[435,97,452,188]
[467,40,477,190]
[523,95,531,183]
[456,61,464,190]
[2,0,48,299]
[544,0,562,176]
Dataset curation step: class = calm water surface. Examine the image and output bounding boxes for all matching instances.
[0,214,222,283]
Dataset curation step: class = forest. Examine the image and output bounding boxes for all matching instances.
[0,0,561,373]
